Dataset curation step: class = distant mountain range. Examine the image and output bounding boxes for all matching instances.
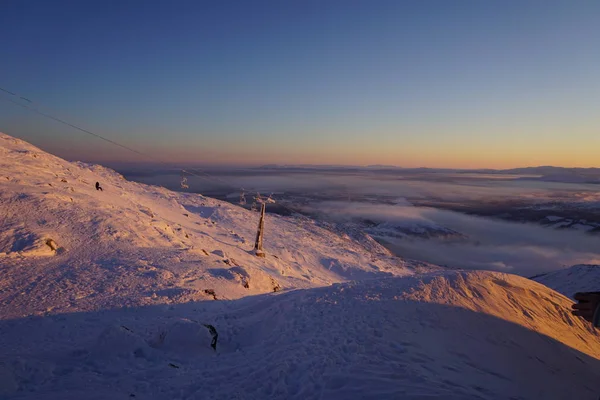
[255,164,600,183]
[258,164,600,173]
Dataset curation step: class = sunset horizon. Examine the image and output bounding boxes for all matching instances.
[2,1,599,169]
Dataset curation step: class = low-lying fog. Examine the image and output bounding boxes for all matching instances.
[120,167,600,276]
[311,201,600,276]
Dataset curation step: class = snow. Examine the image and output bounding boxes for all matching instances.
[550,221,572,229]
[0,133,413,318]
[367,220,465,240]
[1,271,599,399]
[532,264,600,298]
[570,223,596,231]
[544,215,563,222]
[1,132,599,399]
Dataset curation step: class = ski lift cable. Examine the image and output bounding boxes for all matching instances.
[0,87,248,192]
[0,88,225,184]
[181,167,242,190]
[0,86,296,212]
[2,95,153,160]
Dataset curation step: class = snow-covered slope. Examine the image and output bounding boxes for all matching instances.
[1,271,599,399]
[532,264,600,298]
[0,133,414,318]
[1,133,599,400]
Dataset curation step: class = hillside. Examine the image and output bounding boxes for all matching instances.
[532,264,600,298]
[1,133,599,399]
[0,132,416,318]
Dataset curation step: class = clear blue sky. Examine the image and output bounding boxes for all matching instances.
[1,0,599,167]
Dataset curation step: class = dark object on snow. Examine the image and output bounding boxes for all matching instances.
[95,182,103,191]
[168,363,180,369]
[204,324,218,351]
[45,239,58,251]
[271,277,281,292]
[572,292,600,328]
[204,289,217,300]
[254,203,266,257]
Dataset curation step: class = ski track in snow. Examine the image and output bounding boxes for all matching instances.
[0,132,599,399]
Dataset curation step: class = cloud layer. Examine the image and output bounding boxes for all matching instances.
[133,169,600,276]
[309,201,600,276]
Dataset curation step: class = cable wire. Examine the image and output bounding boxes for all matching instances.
[1,85,299,214]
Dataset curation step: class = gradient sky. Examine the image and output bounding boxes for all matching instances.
[1,0,599,168]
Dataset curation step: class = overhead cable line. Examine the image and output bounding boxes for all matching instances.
[2,95,154,160]
[0,85,299,214]
[0,86,242,190]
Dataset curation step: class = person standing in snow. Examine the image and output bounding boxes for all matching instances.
[95,181,103,191]
[572,292,600,328]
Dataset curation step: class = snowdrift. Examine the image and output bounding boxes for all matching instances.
[0,271,598,399]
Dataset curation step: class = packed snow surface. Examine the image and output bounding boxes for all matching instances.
[1,133,599,399]
[1,271,599,400]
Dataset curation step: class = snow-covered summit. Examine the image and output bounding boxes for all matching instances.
[0,132,414,317]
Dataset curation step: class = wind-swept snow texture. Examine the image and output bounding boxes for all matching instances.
[1,271,599,399]
[1,133,599,399]
[0,132,413,318]
[532,264,600,298]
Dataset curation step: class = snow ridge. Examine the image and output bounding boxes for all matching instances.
[532,264,600,298]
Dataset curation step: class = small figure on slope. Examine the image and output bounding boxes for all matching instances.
[95,181,103,191]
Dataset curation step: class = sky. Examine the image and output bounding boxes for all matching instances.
[1,0,599,168]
